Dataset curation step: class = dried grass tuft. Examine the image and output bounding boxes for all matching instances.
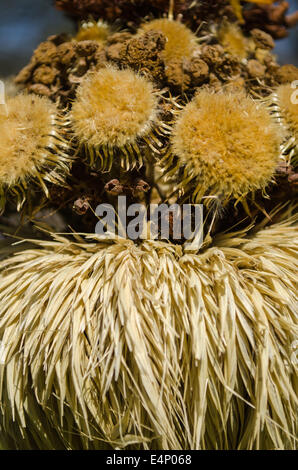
[0,208,297,450]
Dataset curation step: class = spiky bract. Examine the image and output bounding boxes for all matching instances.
[140,19,197,63]
[0,210,297,450]
[71,68,167,171]
[0,94,72,213]
[168,90,281,204]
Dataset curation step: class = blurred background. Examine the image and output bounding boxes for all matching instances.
[274,0,298,64]
[0,0,297,77]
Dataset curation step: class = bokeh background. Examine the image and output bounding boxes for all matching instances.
[0,0,297,77]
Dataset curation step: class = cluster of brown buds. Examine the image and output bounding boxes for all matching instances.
[244,1,298,39]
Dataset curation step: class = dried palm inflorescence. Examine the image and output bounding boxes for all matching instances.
[0,94,72,213]
[0,0,297,452]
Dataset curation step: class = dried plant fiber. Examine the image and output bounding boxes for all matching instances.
[0,211,297,450]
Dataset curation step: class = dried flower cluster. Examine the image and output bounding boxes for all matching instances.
[15,13,298,106]
[15,34,107,104]
[243,0,298,39]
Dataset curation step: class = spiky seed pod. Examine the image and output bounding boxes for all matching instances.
[0,94,73,214]
[267,84,298,169]
[70,67,172,171]
[0,208,297,450]
[75,19,110,43]
[140,18,197,64]
[164,90,281,205]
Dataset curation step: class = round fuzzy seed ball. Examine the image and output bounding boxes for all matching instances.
[140,19,197,63]
[0,94,58,186]
[71,68,158,148]
[171,90,281,200]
